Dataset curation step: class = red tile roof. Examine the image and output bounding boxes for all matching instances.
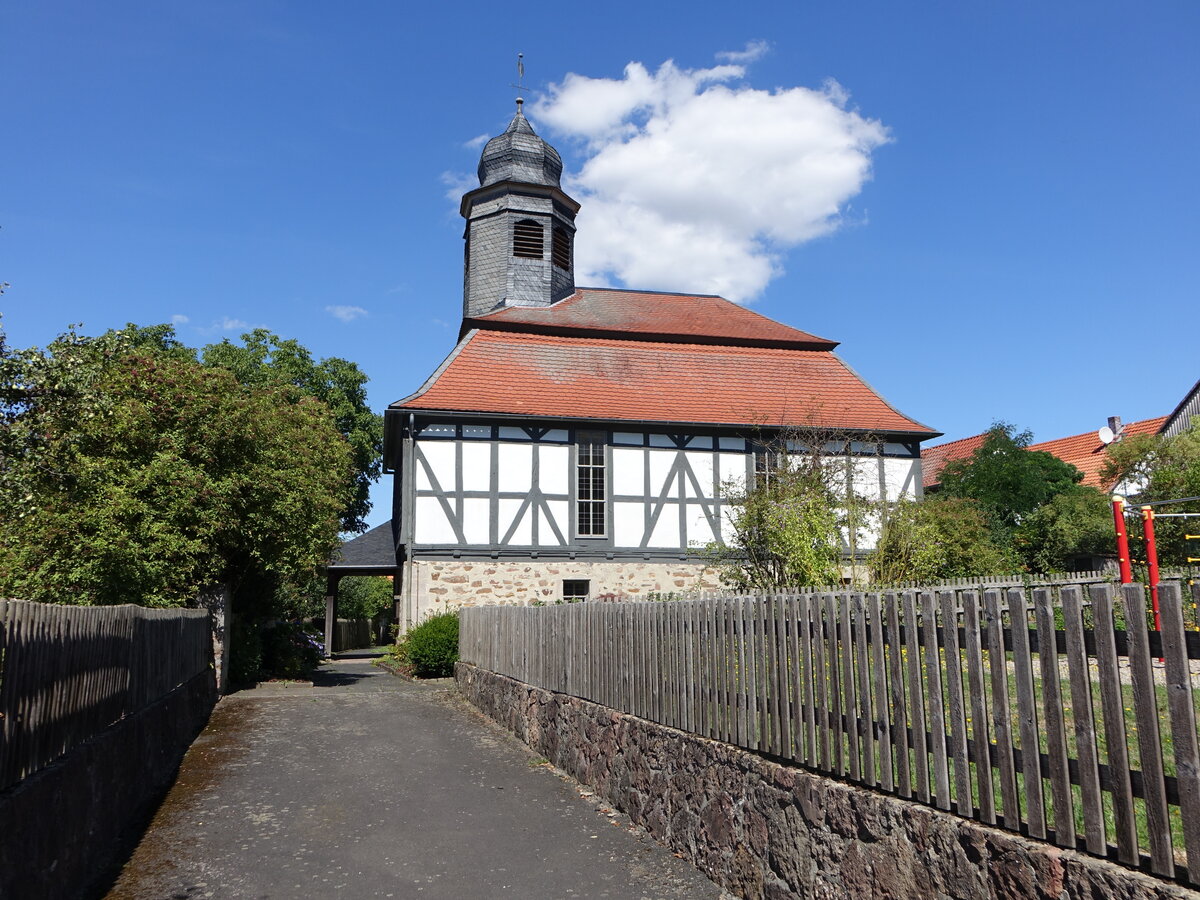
[922,416,1169,491]
[1029,416,1167,489]
[466,288,838,350]
[921,432,989,489]
[394,329,936,434]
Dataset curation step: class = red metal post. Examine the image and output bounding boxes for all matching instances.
[1112,496,1133,584]
[1142,505,1162,632]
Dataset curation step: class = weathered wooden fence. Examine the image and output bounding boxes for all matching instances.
[333,617,373,652]
[460,581,1200,886]
[0,600,212,791]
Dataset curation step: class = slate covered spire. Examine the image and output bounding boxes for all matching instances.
[477,100,564,188]
[460,101,579,319]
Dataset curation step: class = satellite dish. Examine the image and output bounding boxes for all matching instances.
[1098,426,1115,445]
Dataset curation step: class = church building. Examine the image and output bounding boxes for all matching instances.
[382,103,937,626]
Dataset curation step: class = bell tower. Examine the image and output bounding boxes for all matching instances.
[460,100,579,319]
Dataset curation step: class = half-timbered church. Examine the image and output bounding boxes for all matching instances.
[382,102,938,626]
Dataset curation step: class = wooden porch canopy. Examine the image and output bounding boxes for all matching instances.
[322,520,399,655]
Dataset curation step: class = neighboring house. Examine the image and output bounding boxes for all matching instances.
[1161,379,1200,440]
[1028,417,1167,491]
[922,415,1170,493]
[381,105,938,626]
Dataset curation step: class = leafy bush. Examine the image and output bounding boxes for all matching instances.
[229,618,263,687]
[260,621,323,680]
[397,610,459,678]
[869,497,1021,584]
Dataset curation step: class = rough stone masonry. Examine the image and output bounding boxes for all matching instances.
[457,662,1200,900]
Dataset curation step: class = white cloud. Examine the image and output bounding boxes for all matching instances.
[463,133,490,149]
[197,316,255,337]
[326,305,367,322]
[531,58,890,303]
[171,314,189,325]
[716,40,770,64]
[441,170,477,203]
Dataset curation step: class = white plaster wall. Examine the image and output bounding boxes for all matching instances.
[498,443,532,492]
[461,443,490,492]
[540,445,569,495]
[415,496,457,544]
[612,448,643,495]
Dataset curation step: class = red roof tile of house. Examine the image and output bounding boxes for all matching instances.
[1029,416,1167,489]
[465,288,838,350]
[393,329,936,434]
[921,432,989,489]
[922,416,1169,491]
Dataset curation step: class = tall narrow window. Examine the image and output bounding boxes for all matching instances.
[576,432,606,537]
[513,219,544,258]
[552,225,571,269]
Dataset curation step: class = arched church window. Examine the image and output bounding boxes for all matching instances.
[552,225,571,270]
[513,219,544,259]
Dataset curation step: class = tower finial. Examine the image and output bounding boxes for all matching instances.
[513,52,526,112]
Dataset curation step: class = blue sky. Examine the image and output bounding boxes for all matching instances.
[3,2,1197,529]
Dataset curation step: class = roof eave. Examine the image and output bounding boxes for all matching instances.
[460,316,840,350]
[388,406,939,437]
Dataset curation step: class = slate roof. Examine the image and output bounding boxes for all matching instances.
[393,328,936,434]
[466,288,838,350]
[329,520,397,569]
[476,106,563,188]
[1029,416,1167,489]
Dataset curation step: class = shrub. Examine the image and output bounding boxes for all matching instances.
[397,610,459,677]
[260,621,323,680]
[229,618,263,687]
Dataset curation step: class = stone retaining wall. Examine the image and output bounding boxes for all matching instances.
[457,662,1199,900]
[0,669,217,900]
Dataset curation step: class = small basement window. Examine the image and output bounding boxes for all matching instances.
[513,219,544,259]
[563,579,590,603]
[552,225,571,269]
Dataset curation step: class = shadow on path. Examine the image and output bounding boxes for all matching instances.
[102,659,730,900]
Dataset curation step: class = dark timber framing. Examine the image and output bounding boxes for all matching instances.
[384,409,925,567]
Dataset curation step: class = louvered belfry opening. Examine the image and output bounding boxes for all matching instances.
[513,219,544,259]
[552,225,571,270]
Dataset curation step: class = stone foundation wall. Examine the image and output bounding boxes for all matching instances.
[407,559,721,621]
[457,662,1198,900]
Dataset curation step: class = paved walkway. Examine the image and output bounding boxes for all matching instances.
[104,654,729,899]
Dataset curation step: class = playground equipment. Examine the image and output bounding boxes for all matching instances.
[1112,494,1200,631]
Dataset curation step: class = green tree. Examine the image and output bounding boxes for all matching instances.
[869,497,1021,584]
[337,576,394,620]
[1102,419,1200,564]
[202,329,382,532]
[938,422,1084,529]
[0,324,353,607]
[1013,485,1115,573]
[708,437,845,590]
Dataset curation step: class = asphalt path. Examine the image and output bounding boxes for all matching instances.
[103,653,730,899]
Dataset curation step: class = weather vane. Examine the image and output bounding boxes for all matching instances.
[511,52,526,112]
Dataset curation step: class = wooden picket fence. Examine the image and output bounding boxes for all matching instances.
[333,617,373,652]
[460,581,1200,886]
[0,600,212,791]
